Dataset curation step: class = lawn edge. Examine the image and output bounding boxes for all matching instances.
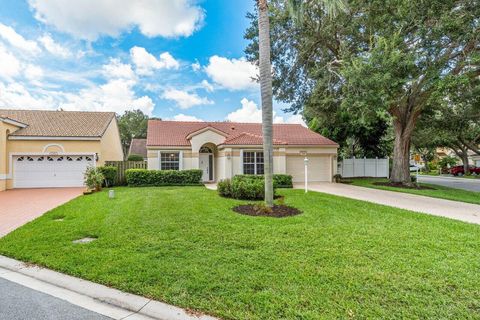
[0,255,219,320]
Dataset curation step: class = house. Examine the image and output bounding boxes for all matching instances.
[128,138,147,160]
[0,109,123,191]
[146,120,338,183]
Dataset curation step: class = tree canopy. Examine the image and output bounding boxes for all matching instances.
[117,109,149,156]
[246,0,479,184]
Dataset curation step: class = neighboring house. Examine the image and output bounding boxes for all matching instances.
[0,110,123,191]
[147,120,338,183]
[128,138,147,160]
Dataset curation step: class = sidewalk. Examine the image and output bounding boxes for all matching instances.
[297,183,480,225]
[0,256,217,320]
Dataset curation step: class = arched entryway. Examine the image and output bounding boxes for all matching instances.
[199,143,216,182]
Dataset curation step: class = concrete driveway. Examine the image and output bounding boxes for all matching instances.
[297,183,480,225]
[0,188,83,237]
[418,175,480,192]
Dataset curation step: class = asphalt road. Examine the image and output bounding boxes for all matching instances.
[0,278,111,320]
[418,175,480,192]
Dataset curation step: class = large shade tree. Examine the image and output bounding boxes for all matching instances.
[117,110,149,156]
[246,0,480,185]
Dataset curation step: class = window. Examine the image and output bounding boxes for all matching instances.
[243,151,264,175]
[161,152,180,170]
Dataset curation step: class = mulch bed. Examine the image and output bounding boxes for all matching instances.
[373,182,436,190]
[233,204,302,218]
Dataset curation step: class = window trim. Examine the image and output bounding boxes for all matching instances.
[241,150,264,175]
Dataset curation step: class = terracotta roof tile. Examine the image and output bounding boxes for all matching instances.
[0,109,115,137]
[147,120,338,147]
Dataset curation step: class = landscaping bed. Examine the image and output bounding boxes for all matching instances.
[1,187,479,319]
[233,204,301,217]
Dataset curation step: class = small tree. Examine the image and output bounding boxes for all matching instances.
[84,167,105,191]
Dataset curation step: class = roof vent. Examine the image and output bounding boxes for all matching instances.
[231,126,235,130]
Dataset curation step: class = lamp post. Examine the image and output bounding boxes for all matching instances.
[304,156,309,193]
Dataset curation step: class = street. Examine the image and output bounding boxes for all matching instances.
[418,175,480,192]
[0,278,111,320]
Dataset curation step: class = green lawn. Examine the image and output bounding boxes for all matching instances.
[1,187,480,319]
[349,178,480,205]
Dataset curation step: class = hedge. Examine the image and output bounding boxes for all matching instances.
[98,166,117,187]
[217,174,293,200]
[127,154,144,161]
[233,174,293,188]
[125,169,203,186]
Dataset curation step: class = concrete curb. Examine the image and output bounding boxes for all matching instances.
[0,255,218,320]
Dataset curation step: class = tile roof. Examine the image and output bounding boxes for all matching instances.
[147,120,338,147]
[0,109,115,137]
[128,138,147,157]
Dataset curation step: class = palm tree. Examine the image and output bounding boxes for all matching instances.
[257,0,274,207]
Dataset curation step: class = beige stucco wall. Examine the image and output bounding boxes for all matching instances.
[1,122,23,191]
[1,118,123,191]
[100,118,124,162]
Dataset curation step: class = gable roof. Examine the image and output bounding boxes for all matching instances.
[128,138,147,158]
[147,120,338,147]
[0,109,115,138]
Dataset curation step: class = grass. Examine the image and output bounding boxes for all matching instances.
[1,187,480,319]
[349,178,480,205]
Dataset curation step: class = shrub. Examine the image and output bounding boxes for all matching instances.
[218,174,289,200]
[127,154,144,161]
[126,169,203,186]
[333,174,342,183]
[217,179,233,197]
[84,166,105,191]
[233,174,293,188]
[98,166,117,187]
[231,177,266,200]
[273,174,293,188]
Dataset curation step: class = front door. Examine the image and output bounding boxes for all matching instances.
[199,153,213,182]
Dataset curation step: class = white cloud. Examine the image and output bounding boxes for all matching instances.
[102,58,136,80]
[29,0,205,40]
[24,64,44,81]
[130,46,179,76]
[169,113,204,122]
[205,56,258,91]
[191,61,201,71]
[284,114,307,126]
[201,79,214,92]
[226,98,305,125]
[0,45,21,79]
[38,34,71,58]
[162,89,213,109]
[0,82,57,109]
[60,79,154,115]
[0,23,41,54]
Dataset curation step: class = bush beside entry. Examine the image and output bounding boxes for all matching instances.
[126,169,203,186]
[84,167,105,191]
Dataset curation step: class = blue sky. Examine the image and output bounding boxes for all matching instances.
[0,0,303,124]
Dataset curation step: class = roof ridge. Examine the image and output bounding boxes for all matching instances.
[0,109,115,114]
[148,119,305,126]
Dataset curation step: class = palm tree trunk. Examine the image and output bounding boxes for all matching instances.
[258,0,274,207]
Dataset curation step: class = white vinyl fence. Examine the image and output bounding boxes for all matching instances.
[338,157,389,178]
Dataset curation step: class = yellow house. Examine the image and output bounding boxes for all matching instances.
[147,120,338,183]
[0,109,123,191]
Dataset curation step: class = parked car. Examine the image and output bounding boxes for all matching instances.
[449,165,480,176]
[409,164,421,172]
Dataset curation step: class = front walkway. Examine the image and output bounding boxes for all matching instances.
[296,183,480,225]
[0,188,84,237]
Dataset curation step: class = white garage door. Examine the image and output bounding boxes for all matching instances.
[14,155,94,188]
[287,155,331,182]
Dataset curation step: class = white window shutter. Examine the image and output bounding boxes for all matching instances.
[179,151,184,170]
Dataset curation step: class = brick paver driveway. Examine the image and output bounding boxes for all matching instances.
[0,188,83,237]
